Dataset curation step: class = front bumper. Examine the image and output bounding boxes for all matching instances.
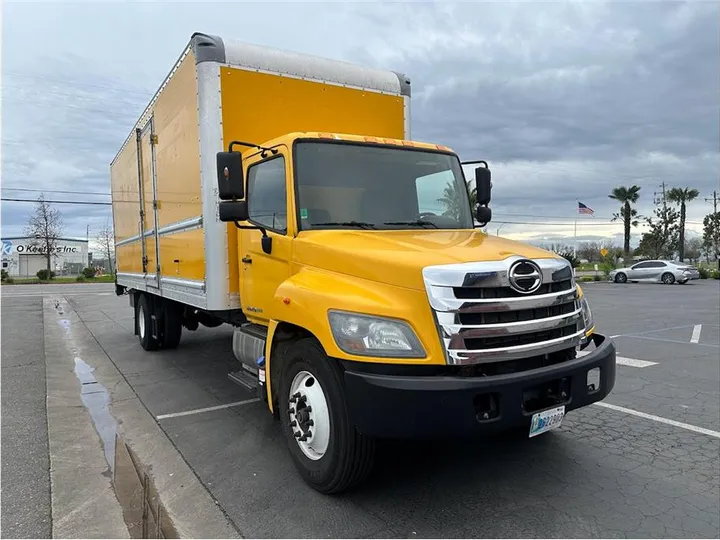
[343,333,616,439]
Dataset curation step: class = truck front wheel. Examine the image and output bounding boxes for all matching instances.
[278,338,375,494]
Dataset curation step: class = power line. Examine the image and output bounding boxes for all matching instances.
[0,84,146,109]
[1,95,141,118]
[1,198,112,206]
[3,70,153,97]
[1,187,111,196]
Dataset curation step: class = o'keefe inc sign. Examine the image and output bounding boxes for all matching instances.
[1,240,79,255]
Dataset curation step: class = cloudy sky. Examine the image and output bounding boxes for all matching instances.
[2,0,718,251]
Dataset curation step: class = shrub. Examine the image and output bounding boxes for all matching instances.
[36,268,56,281]
[698,267,710,279]
[76,275,86,282]
[593,274,603,281]
[82,267,96,279]
[600,261,616,278]
[578,276,593,282]
[711,270,720,280]
[3,277,14,284]
[1,269,8,281]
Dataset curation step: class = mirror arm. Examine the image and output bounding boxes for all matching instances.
[228,140,278,156]
[232,221,268,238]
[461,160,489,168]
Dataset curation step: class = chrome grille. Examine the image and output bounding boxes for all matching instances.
[422,256,584,365]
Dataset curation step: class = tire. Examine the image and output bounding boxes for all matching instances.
[136,294,160,351]
[278,338,375,494]
[661,272,675,285]
[162,302,183,349]
[614,272,627,283]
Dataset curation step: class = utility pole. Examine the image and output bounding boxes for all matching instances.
[653,181,668,208]
[704,190,719,270]
[705,190,718,214]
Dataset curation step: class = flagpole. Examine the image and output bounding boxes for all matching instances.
[574,219,578,258]
[574,199,578,259]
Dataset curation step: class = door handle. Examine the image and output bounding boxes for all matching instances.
[242,256,253,264]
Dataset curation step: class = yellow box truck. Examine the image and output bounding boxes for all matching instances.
[111,32,616,493]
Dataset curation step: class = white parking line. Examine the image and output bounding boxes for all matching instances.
[156,398,260,420]
[615,357,658,368]
[578,350,657,368]
[690,324,702,344]
[610,324,696,339]
[621,335,719,348]
[593,402,720,439]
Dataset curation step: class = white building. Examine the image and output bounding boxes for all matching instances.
[1,236,89,277]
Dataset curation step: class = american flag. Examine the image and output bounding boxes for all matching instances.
[578,201,594,215]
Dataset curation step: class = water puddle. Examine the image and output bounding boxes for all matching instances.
[58,298,179,538]
[72,356,178,538]
[58,319,71,334]
[74,358,117,472]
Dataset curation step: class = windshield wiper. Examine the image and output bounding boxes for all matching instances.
[312,221,377,230]
[383,220,439,229]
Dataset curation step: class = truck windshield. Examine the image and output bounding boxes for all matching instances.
[294,141,474,231]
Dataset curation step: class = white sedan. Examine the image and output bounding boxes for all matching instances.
[609,260,700,284]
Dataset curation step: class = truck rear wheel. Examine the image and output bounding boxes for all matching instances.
[136,294,160,351]
[162,302,183,349]
[278,338,375,494]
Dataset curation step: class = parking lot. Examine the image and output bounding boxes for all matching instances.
[2,279,719,538]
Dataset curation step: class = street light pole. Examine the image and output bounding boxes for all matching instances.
[704,190,719,270]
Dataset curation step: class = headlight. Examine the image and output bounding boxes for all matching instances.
[580,296,594,333]
[328,310,426,358]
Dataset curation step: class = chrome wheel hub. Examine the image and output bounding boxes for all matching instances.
[138,305,146,338]
[288,370,330,460]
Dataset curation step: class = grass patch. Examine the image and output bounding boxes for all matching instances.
[2,275,115,285]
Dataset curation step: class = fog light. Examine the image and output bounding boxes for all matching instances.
[587,367,601,394]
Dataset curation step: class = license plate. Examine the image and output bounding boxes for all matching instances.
[528,405,565,438]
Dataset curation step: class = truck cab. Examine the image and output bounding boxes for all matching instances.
[215,131,616,493]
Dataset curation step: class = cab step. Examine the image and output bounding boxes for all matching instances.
[228,369,258,392]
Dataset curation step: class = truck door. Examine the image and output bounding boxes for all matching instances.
[239,151,292,323]
[136,117,161,287]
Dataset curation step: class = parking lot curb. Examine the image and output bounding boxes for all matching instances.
[43,297,242,539]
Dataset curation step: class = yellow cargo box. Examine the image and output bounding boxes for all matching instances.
[110,32,410,311]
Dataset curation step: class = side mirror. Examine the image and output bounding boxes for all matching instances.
[219,201,249,222]
[474,165,492,224]
[476,206,492,223]
[217,151,244,200]
[475,166,491,206]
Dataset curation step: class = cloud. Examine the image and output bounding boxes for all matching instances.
[2,0,718,248]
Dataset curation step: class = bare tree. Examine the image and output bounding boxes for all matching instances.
[24,195,64,271]
[95,218,115,274]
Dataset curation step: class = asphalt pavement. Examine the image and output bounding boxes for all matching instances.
[2,279,719,538]
[1,296,52,538]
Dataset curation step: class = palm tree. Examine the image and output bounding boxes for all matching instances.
[468,183,477,209]
[667,187,700,261]
[437,182,463,220]
[609,185,642,255]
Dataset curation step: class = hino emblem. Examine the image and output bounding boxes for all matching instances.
[508,259,543,294]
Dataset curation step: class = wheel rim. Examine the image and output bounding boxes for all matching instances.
[138,305,146,339]
[663,274,674,284]
[288,370,330,460]
[617,274,626,283]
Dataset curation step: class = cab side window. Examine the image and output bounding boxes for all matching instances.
[247,157,287,233]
